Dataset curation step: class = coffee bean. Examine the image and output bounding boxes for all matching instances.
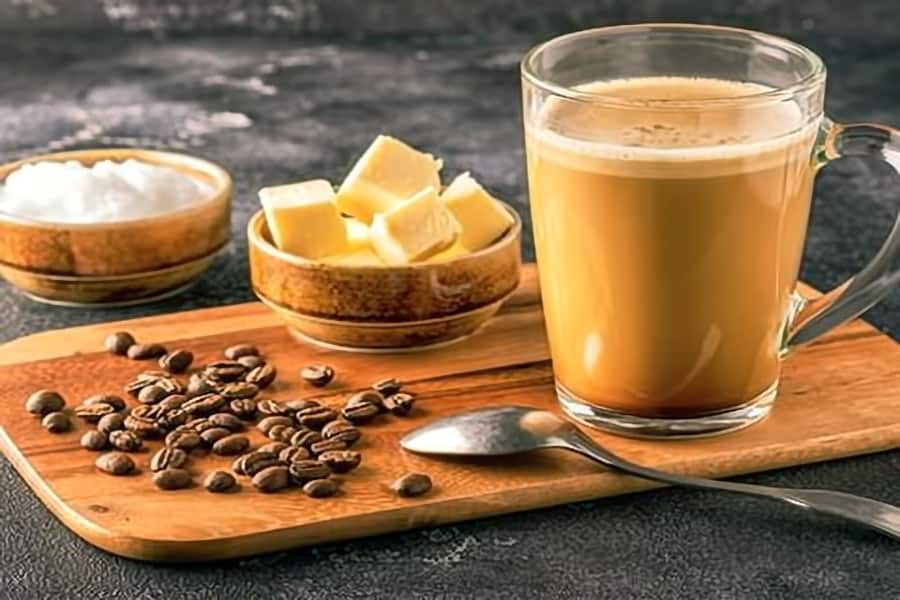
[97,412,125,434]
[391,473,432,497]
[252,465,290,493]
[289,429,322,448]
[237,355,265,369]
[303,478,338,498]
[80,430,108,451]
[220,382,259,400]
[159,349,194,374]
[157,394,188,411]
[186,373,216,397]
[244,364,277,389]
[319,450,362,474]
[372,377,402,397]
[384,392,416,416]
[42,411,70,433]
[257,415,293,434]
[204,360,246,383]
[341,401,380,425]
[182,393,225,416]
[151,447,188,472]
[204,471,236,493]
[96,452,135,475]
[73,402,116,423]
[231,455,246,475]
[186,417,216,432]
[239,451,284,476]
[256,399,290,416]
[137,384,169,405]
[105,331,136,355]
[166,429,203,450]
[83,394,126,411]
[347,390,385,412]
[158,408,189,430]
[310,438,347,455]
[301,364,334,387]
[110,430,143,452]
[286,399,320,412]
[153,468,192,490]
[279,446,310,463]
[124,373,165,396]
[258,441,289,455]
[25,390,65,416]
[229,398,257,420]
[224,344,259,360]
[287,459,330,484]
[267,424,298,443]
[200,427,232,445]
[124,414,164,439]
[321,420,361,446]
[127,343,167,360]
[295,405,338,429]
[209,413,245,431]
[213,434,250,456]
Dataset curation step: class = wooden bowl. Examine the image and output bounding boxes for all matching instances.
[247,204,522,350]
[0,148,232,305]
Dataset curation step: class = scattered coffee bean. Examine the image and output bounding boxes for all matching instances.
[341,401,380,425]
[204,471,236,493]
[258,441,289,456]
[73,402,116,423]
[124,414,164,439]
[200,427,232,446]
[286,399,319,412]
[137,384,170,405]
[372,377,402,397]
[347,389,385,412]
[288,459,330,484]
[239,451,284,476]
[244,364,277,389]
[224,344,259,360]
[151,446,188,472]
[384,392,416,416]
[213,434,250,456]
[159,349,194,374]
[105,331,136,355]
[257,399,290,416]
[182,393,225,416]
[96,452,135,475]
[310,438,348,456]
[124,372,164,396]
[268,424,299,443]
[279,446,310,463]
[42,411,70,433]
[127,343,167,360]
[303,478,338,498]
[231,455,246,475]
[204,360,246,383]
[321,420,361,446]
[186,373,216,397]
[80,430,108,451]
[186,417,216,432]
[229,398,257,419]
[97,412,125,434]
[319,450,362,474]
[220,382,259,400]
[25,390,65,416]
[289,429,322,448]
[237,355,265,369]
[110,430,143,452]
[155,377,186,395]
[209,412,245,431]
[157,394,188,411]
[158,408,189,430]
[391,473,432,497]
[253,465,290,493]
[301,364,334,387]
[257,415,293,434]
[166,429,203,450]
[295,405,338,429]
[83,394,126,411]
[153,468,192,490]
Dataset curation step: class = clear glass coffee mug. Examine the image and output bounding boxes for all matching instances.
[521,24,900,438]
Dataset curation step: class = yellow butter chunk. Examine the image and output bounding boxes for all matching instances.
[259,179,347,259]
[324,247,385,266]
[370,187,459,264]
[440,172,514,250]
[336,135,443,223]
[425,240,470,263]
[343,217,370,251]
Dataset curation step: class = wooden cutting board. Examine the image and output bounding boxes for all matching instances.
[1,264,899,562]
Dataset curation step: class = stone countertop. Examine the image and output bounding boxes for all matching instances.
[2,13,900,600]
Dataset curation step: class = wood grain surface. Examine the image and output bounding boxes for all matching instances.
[1,265,899,562]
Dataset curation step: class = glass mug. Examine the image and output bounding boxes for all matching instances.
[522,24,900,437]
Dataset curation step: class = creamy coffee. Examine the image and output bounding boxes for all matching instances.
[526,77,818,417]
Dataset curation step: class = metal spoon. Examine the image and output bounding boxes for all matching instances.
[401,406,900,540]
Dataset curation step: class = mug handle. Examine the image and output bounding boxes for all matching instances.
[787,119,900,348]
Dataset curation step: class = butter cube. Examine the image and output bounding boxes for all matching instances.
[343,217,370,251]
[370,187,459,264]
[440,172,514,251]
[425,240,470,263]
[259,179,347,259]
[324,247,385,267]
[337,135,443,223]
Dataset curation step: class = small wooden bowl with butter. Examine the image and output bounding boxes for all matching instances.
[248,135,522,350]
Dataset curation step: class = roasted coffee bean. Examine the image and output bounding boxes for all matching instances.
[220,382,259,400]
[157,394,188,411]
[256,399,290,416]
[237,355,265,369]
[231,455,246,475]
[201,427,232,445]
[224,344,259,360]
[253,465,290,493]
[166,429,203,450]
[124,414,164,438]
[156,377,185,395]
[372,377,402,397]
[310,438,347,455]
[153,468,192,490]
[129,404,155,419]
[97,412,125,434]
[105,331,136,355]
[321,420,361,446]
[286,399,319,412]
[279,446,310,463]
[319,450,362,474]
[96,452,135,475]
[83,394,126,411]
[287,459,330,484]
[341,401,380,425]
[347,390,385,411]
[258,441,289,456]
[296,405,338,429]
[213,434,250,456]
[288,428,320,448]
[182,393,225,416]
[25,390,65,416]
[80,430,108,451]
[73,402,116,423]
[204,471,236,493]
[209,412,245,432]
[127,343,167,360]
[158,408,189,430]
[303,478,338,498]
[204,360,246,383]
[239,451,283,476]
[110,430,143,452]
[267,425,298,443]
[42,411,70,433]
[186,373,216,398]
[391,473,432,497]
[159,349,193,374]
[384,392,416,416]
[301,364,334,387]
[244,364,277,389]
[138,384,170,405]
[229,398,257,419]
[257,415,293,434]
[151,447,188,472]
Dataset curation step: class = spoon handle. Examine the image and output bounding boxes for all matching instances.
[562,434,900,540]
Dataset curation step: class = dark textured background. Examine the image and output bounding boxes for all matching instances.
[2,2,900,599]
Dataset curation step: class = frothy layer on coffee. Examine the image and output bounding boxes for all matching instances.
[529,76,818,178]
